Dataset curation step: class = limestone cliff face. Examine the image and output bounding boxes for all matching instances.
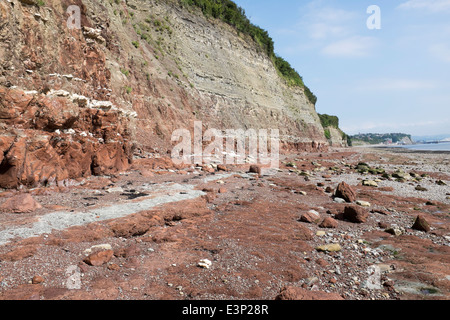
[327,127,348,148]
[0,0,327,188]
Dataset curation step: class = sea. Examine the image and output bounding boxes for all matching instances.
[389,142,450,152]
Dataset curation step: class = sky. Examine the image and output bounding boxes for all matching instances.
[232,0,450,137]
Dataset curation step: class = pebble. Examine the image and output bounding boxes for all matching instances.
[385,227,403,237]
[84,244,112,254]
[316,243,342,252]
[32,276,44,284]
[363,180,378,187]
[333,197,346,204]
[356,200,371,207]
[106,187,124,193]
[198,259,212,269]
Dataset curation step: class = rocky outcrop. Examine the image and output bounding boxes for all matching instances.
[0,0,328,188]
[0,87,133,188]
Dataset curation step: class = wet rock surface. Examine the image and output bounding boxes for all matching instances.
[0,147,448,300]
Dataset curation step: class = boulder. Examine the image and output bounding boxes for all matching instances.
[412,215,431,232]
[343,205,369,223]
[83,250,114,266]
[300,210,321,224]
[334,182,356,203]
[0,193,42,213]
[319,217,338,229]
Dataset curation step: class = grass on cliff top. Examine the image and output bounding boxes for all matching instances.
[179,0,317,105]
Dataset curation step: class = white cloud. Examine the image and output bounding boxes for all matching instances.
[429,43,450,63]
[398,0,450,12]
[321,36,379,58]
[302,4,357,40]
[308,22,348,40]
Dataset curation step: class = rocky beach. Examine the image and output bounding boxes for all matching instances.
[0,0,448,305]
[0,146,448,301]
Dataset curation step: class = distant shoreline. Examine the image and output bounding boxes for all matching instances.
[357,145,450,155]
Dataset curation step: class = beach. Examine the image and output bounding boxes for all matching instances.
[0,146,448,301]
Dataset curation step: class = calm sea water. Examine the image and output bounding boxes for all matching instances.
[395,142,450,151]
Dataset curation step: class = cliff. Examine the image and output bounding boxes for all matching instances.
[319,114,348,147]
[0,0,328,188]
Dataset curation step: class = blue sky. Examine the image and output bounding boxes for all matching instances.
[233,0,450,136]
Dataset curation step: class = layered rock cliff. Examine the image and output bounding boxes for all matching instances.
[0,0,328,188]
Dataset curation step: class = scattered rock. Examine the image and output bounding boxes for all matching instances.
[249,165,261,174]
[316,243,342,252]
[334,182,356,203]
[300,210,321,224]
[84,244,112,254]
[412,215,431,232]
[218,188,227,194]
[0,193,42,213]
[378,222,389,229]
[363,180,378,187]
[392,170,409,179]
[315,258,329,267]
[198,259,212,269]
[319,217,338,229]
[333,197,346,204]
[343,205,369,223]
[217,164,228,172]
[385,227,403,237]
[83,250,114,266]
[436,180,447,186]
[371,209,390,215]
[32,276,44,284]
[356,200,371,207]
[106,187,124,193]
[107,263,120,271]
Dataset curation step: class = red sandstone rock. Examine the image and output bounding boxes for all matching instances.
[32,276,44,284]
[0,193,42,213]
[0,89,132,189]
[218,188,227,194]
[320,217,338,228]
[412,215,431,232]
[83,250,114,266]
[343,205,369,223]
[335,182,356,203]
[217,164,228,171]
[300,210,321,224]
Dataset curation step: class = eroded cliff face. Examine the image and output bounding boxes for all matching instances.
[327,127,348,148]
[0,0,327,188]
